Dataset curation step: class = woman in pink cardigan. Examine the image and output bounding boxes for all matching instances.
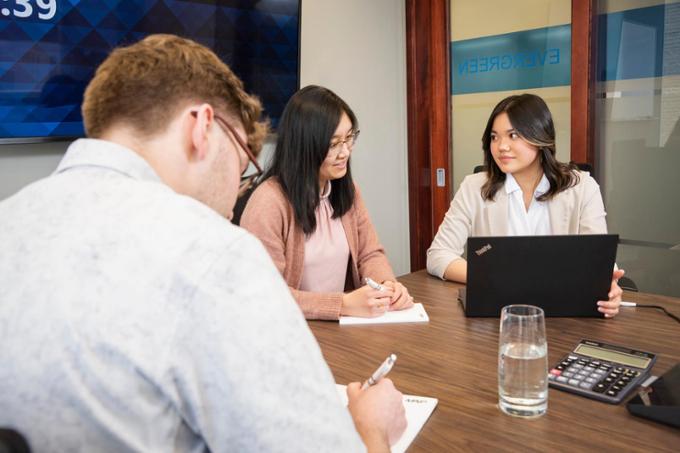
[241,86,413,320]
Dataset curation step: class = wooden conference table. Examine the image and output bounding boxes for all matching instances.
[309,270,680,452]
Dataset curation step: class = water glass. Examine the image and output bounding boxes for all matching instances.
[498,305,548,417]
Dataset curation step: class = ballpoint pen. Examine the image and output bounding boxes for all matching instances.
[361,353,397,390]
[364,277,386,292]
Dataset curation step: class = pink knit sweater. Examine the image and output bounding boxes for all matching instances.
[240,178,396,320]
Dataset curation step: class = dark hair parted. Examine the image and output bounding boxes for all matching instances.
[264,85,357,235]
[480,93,579,201]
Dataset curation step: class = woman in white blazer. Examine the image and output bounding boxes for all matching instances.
[427,94,624,317]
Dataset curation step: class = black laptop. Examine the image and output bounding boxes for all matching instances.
[458,234,619,317]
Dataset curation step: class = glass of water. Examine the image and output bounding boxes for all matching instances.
[498,305,548,417]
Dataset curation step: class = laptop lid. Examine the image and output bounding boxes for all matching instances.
[462,234,619,317]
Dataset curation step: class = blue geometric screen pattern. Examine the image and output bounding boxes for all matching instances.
[0,0,299,140]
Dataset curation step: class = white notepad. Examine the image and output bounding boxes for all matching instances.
[339,303,429,325]
[335,384,438,453]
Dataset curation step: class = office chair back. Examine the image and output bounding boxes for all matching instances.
[618,276,639,292]
[0,428,31,453]
[575,162,593,174]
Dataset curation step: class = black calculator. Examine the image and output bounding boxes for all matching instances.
[549,339,656,404]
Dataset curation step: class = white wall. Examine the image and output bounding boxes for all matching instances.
[0,0,411,275]
[0,142,69,201]
[300,0,410,275]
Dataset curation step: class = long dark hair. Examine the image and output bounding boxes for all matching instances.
[480,94,578,201]
[264,85,357,234]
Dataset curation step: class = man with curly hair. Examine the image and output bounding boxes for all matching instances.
[0,34,405,453]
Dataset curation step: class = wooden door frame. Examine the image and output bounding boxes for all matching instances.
[405,0,596,271]
[571,0,597,167]
[405,0,451,272]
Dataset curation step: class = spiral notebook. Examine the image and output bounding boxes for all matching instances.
[339,303,429,325]
[335,384,438,453]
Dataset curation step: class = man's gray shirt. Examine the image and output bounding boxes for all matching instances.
[0,139,364,452]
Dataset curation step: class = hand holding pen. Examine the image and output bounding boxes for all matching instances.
[365,277,415,312]
[364,277,386,292]
[340,279,394,317]
[347,354,407,448]
[362,353,397,389]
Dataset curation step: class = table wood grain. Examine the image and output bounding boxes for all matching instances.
[308,270,680,452]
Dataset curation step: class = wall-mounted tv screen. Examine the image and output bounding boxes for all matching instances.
[0,0,300,143]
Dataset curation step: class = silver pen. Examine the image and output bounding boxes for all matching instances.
[361,353,397,390]
[364,277,386,292]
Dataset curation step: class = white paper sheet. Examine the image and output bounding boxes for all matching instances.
[339,303,429,325]
[335,384,438,453]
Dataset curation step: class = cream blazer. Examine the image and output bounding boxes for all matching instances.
[426,171,608,279]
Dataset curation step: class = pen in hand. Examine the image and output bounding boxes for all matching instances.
[364,277,386,292]
[361,353,397,390]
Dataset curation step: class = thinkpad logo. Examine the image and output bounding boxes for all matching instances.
[475,244,492,256]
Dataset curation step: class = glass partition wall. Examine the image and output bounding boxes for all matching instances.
[596,0,680,296]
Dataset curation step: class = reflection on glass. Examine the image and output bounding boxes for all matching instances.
[596,0,680,297]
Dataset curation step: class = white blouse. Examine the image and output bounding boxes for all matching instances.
[505,172,553,236]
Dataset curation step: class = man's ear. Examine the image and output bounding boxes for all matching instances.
[189,104,215,162]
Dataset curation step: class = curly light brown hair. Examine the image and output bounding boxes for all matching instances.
[82,34,268,154]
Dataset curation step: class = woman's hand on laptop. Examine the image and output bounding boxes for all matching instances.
[597,269,625,318]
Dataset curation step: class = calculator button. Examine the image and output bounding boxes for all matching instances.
[583,366,595,372]
[616,380,627,387]
[598,365,610,371]
[593,383,607,393]
[560,361,571,367]
[606,390,618,397]
[556,376,568,383]
[591,361,601,367]
[592,371,605,378]
[573,374,585,381]
[604,377,614,383]
[621,376,632,382]
[612,385,623,391]
[556,365,565,371]
[550,369,561,376]
[561,371,573,378]
[579,382,593,390]
[585,377,597,384]
[568,379,580,386]
[571,364,584,369]
[577,360,588,366]
[568,355,578,361]
[615,367,624,373]
[548,374,556,381]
